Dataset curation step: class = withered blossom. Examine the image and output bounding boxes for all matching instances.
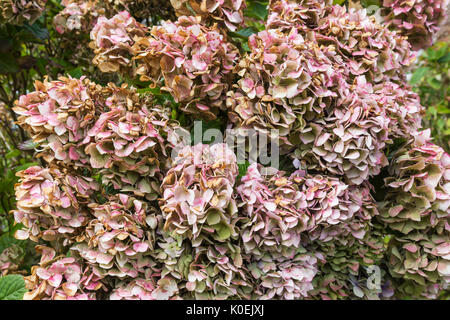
[170,0,246,31]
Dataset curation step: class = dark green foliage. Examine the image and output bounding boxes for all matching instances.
[0,274,27,300]
[410,42,450,152]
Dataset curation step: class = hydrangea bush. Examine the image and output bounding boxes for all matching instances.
[1,0,449,300]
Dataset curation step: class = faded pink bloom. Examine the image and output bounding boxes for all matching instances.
[170,0,246,31]
[90,11,148,74]
[12,166,98,243]
[381,0,450,50]
[379,130,450,292]
[71,194,161,279]
[133,16,239,119]
[160,143,238,245]
[24,246,105,300]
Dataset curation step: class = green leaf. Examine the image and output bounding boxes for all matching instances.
[67,67,83,79]
[438,52,450,63]
[436,104,450,114]
[34,58,47,75]
[427,77,441,90]
[23,22,49,40]
[50,57,71,68]
[383,235,392,245]
[0,234,23,253]
[231,27,258,39]
[5,149,20,159]
[0,53,19,74]
[171,108,178,120]
[0,275,27,300]
[426,43,447,61]
[238,161,251,180]
[245,1,269,21]
[409,66,429,85]
[333,0,346,4]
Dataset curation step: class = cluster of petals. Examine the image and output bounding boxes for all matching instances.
[90,11,148,74]
[110,276,179,300]
[84,100,171,200]
[71,194,161,280]
[293,76,391,184]
[381,130,450,235]
[373,81,424,139]
[237,163,379,260]
[310,254,385,300]
[230,1,417,184]
[24,246,105,300]
[378,130,450,291]
[237,164,313,259]
[55,0,175,35]
[160,143,238,245]
[248,249,319,299]
[267,0,415,83]
[379,0,450,50]
[132,15,239,119]
[13,76,108,168]
[12,165,98,243]
[169,0,246,31]
[0,0,46,25]
[54,0,101,35]
[227,26,337,145]
[308,225,386,300]
[13,76,177,200]
[266,0,331,30]
[183,243,252,299]
[237,162,381,299]
[304,180,379,244]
